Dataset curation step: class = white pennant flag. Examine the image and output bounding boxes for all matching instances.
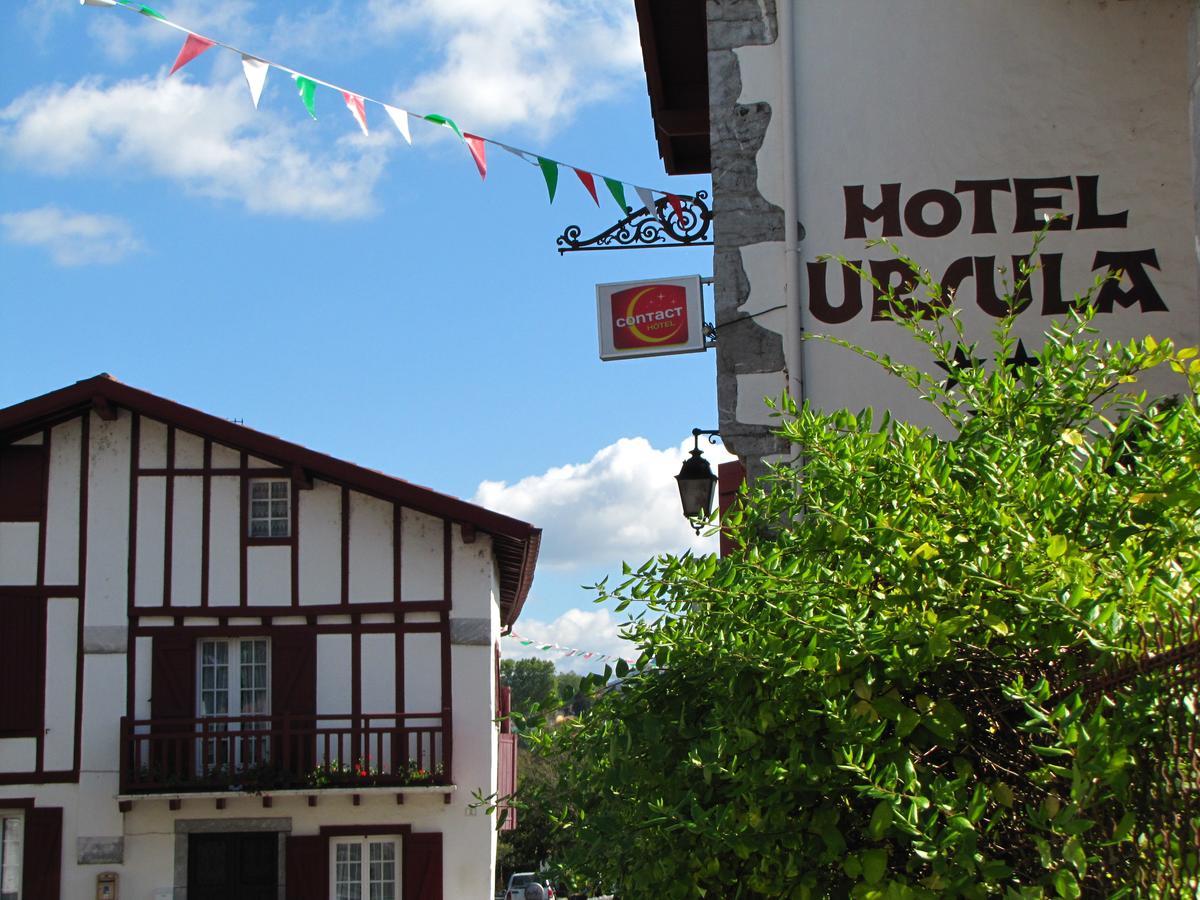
[241,56,269,109]
[635,186,658,216]
[382,105,412,144]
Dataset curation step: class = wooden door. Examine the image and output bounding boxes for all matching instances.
[187,833,278,900]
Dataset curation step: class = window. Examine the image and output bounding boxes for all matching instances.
[330,837,401,900]
[197,638,270,769]
[248,479,290,538]
[0,446,45,522]
[0,813,21,900]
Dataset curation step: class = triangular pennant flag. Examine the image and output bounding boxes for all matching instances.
[634,186,657,216]
[574,169,599,205]
[293,75,317,120]
[342,91,368,136]
[583,652,594,659]
[382,105,412,144]
[603,177,628,212]
[537,157,559,203]
[520,640,533,646]
[138,4,165,19]
[540,644,553,651]
[463,133,487,180]
[169,34,215,76]
[666,193,685,223]
[241,56,269,108]
[424,113,464,141]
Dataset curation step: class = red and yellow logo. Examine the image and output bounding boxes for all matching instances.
[610,284,689,350]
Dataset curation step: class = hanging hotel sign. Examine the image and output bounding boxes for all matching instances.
[596,275,705,361]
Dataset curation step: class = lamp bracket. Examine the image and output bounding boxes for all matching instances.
[556,191,713,254]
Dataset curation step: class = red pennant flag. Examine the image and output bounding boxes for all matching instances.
[574,169,599,205]
[169,33,215,76]
[342,91,368,136]
[666,193,685,223]
[463,133,487,180]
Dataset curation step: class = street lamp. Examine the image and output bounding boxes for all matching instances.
[676,428,720,533]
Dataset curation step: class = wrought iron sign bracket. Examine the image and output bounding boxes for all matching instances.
[556,191,713,254]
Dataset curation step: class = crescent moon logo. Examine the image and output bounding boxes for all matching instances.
[624,288,684,344]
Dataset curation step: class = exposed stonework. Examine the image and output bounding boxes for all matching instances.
[708,0,789,478]
[83,625,127,654]
[450,617,490,646]
[77,836,124,864]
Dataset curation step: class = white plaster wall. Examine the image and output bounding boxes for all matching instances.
[208,475,240,605]
[139,417,167,469]
[317,633,353,763]
[211,441,240,468]
[134,476,166,606]
[299,479,341,605]
[171,476,203,606]
[0,522,38,584]
[0,739,36,773]
[81,653,125,773]
[86,411,130,626]
[349,490,393,603]
[43,597,78,771]
[449,532,494,620]
[10,434,41,446]
[247,545,290,606]
[135,635,153,719]
[119,791,497,900]
[44,418,81,585]
[362,633,396,766]
[401,508,442,601]
[403,632,442,715]
[175,429,204,468]
[730,0,1199,433]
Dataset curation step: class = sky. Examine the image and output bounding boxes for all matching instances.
[0,0,733,672]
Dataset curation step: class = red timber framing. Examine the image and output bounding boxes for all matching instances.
[0,376,541,800]
[0,411,89,786]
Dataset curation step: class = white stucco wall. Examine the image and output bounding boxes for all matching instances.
[401,509,443,601]
[44,418,81,585]
[728,0,1200,434]
[349,490,393,603]
[299,479,341,605]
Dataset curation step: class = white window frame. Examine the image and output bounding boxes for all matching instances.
[195,638,271,771]
[0,811,22,900]
[248,478,291,538]
[329,836,402,900]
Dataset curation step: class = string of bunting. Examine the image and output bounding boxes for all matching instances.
[80,0,692,220]
[505,630,636,666]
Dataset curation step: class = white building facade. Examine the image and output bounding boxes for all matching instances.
[0,374,538,899]
[636,0,1200,475]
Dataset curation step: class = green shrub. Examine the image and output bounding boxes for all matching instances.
[532,259,1200,897]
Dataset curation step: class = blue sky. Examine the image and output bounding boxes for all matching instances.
[1,0,730,669]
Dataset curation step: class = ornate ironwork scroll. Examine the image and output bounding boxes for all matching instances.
[556,190,713,254]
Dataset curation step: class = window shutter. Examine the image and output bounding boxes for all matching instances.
[285,834,327,900]
[498,732,518,831]
[22,806,62,900]
[0,596,44,737]
[717,460,746,558]
[271,629,316,772]
[403,832,443,900]
[151,633,196,719]
[0,445,46,521]
[150,633,196,778]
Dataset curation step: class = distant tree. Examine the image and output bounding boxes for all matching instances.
[501,657,558,718]
[555,672,582,704]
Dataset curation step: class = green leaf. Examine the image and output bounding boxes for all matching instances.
[868,800,891,839]
[1047,534,1068,559]
[861,848,887,885]
[1063,837,1087,875]
[1053,868,1081,899]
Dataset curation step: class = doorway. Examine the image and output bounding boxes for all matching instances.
[187,832,278,900]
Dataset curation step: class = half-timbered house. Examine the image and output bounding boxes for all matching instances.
[0,374,538,899]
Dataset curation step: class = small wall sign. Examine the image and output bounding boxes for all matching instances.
[596,275,706,361]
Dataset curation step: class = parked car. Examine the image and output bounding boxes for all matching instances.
[505,872,555,900]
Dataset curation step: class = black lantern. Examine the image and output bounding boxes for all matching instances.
[676,429,720,533]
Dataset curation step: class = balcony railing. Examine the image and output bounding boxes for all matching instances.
[119,711,451,794]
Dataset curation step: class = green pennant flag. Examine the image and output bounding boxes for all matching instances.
[138,4,165,18]
[603,177,628,212]
[424,114,464,142]
[295,76,317,120]
[537,157,559,203]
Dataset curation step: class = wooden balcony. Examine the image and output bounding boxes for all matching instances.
[119,711,451,795]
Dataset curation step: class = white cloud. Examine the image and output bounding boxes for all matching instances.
[0,75,390,220]
[474,435,737,571]
[85,1,258,64]
[502,607,637,674]
[369,0,643,134]
[0,205,142,267]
